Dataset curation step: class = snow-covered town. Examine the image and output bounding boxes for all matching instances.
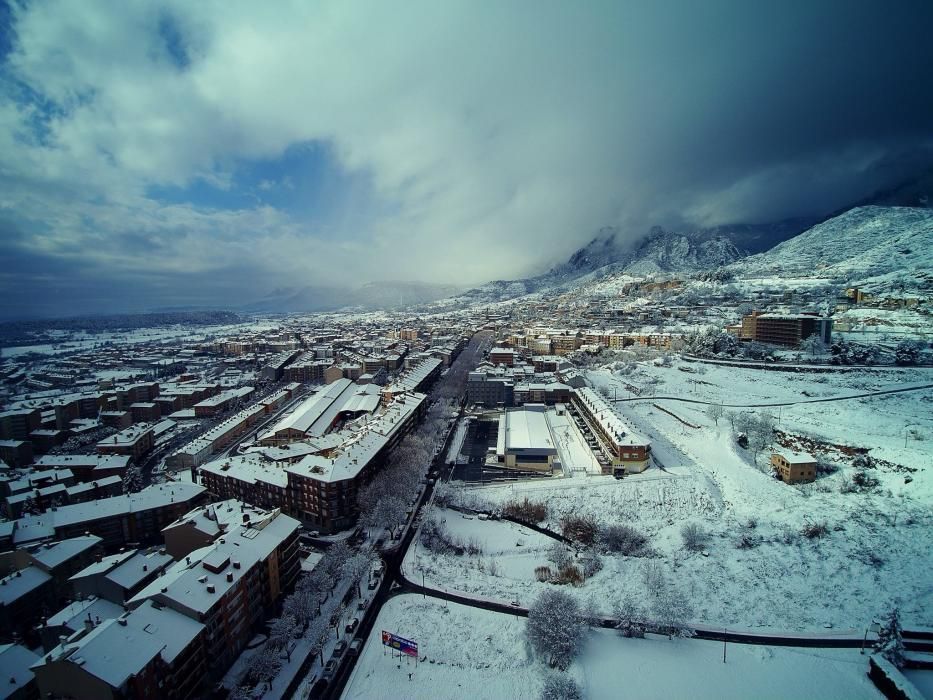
[3,2,933,699]
[0,201,931,699]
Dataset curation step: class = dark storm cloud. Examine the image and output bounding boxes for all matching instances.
[0,0,932,318]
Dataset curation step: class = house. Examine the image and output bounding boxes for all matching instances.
[770,450,817,483]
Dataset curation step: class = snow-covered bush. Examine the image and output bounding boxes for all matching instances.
[547,541,572,569]
[526,590,587,670]
[680,523,709,552]
[651,584,695,639]
[800,521,829,539]
[894,339,924,366]
[734,532,760,549]
[598,524,652,557]
[540,673,582,700]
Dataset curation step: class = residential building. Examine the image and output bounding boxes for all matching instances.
[770,450,817,483]
[96,424,154,461]
[571,388,650,475]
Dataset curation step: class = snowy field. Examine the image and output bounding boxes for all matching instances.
[423,360,933,631]
[342,595,880,700]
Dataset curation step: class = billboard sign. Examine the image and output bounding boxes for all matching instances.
[381,630,418,657]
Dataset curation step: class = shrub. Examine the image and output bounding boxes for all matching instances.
[801,521,829,539]
[502,497,548,524]
[535,566,553,582]
[547,542,572,569]
[580,553,603,578]
[852,470,879,490]
[541,673,582,700]
[560,514,600,546]
[734,532,760,549]
[680,523,709,552]
[553,564,584,587]
[598,524,651,557]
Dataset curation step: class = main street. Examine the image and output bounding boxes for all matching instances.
[295,331,492,699]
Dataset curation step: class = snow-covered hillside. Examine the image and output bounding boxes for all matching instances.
[730,206,933,290]
[553,226,743,278]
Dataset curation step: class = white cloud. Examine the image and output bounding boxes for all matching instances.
[1,0,931,312]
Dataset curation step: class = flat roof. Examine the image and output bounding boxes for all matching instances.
[501,408,556,453]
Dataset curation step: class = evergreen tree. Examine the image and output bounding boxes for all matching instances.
[875,607,905,668]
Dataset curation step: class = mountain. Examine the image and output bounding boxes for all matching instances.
[729,206,933,291]
[450,224,759,305]
[244,281,463,313]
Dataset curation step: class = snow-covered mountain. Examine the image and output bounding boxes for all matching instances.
[451,225,754,305]
[729,206,933,291]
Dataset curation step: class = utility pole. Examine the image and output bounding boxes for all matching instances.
[723,628,727,663]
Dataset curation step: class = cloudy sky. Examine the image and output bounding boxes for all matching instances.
[1,0,932,319]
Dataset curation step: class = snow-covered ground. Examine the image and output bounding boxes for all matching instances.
[420,360,933,632]
[342,595,880,700]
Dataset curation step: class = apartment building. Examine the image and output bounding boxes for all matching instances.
[96,424,154,461]
[740,311,833,347]
[202,392,426,532]
[571,388,650,476]
[0,409,42,441]
[127,508,300,679]
[12,482,208,550]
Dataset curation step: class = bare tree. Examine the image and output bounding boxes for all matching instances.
[613,596,646,638]
[651,584,694,639]
[746,413,776,459]
[706,403,724,426]
[269,614,300,662]
[341,553,374,598]
[248,645,283,691]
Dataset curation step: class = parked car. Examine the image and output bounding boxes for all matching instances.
[349,639,363,656]
[345,618,359,633]
[333,640,347,656]
[323,660,338,679]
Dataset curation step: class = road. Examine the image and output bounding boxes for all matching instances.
[307,331,493,700]
[611,382,933,409]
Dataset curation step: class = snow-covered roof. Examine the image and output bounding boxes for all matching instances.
[12,482,206,546]
[28,535,101,571]
[573,387,649,447]
[500,408,556,453]
[0,565,51,605]
[34,454,130,472]
[35,616,166,688]
[286,392,425,484]
[129,512,299,616]
[200,455,289,488]
[45,596,124,630]
[773,449,816,464]
[0,643,40,697]
[106,550,174,590]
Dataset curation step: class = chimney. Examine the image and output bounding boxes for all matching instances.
[206,584,215,594]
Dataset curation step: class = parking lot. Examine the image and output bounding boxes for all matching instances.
[450,418,552,483]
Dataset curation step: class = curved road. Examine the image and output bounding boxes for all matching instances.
[611,383,933,408]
